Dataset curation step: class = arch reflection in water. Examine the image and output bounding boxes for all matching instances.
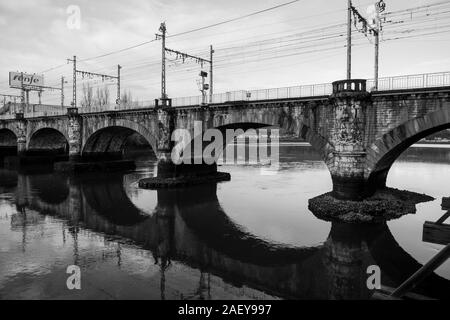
[1,170,448,300]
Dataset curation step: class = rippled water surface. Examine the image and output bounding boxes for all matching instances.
[0,143,449,299]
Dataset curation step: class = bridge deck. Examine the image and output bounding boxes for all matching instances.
[1,71,450,120]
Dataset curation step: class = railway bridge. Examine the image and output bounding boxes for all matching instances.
[1,73,450,200]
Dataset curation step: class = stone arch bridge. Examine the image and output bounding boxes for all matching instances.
[1,79,449,200]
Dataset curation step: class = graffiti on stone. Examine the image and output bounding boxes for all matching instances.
[335,102,363,146]
[68,118,81,154]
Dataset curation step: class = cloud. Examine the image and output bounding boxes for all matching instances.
[0,0,449,103]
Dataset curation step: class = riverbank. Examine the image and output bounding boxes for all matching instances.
[419,139,450,145]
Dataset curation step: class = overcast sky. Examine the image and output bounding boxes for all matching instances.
[1,0,449,105]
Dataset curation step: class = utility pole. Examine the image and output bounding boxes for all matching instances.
[20,72,25,110]
[210,45,214,104]
[374,29,379,90]
[67,56,77,107]
[156,22,167,106]
[117,64,122,104]
[373,0,386,90]
[199,71,208,105]
[61,76,65,108]
[156,22,212,106]
[68,58,120,110]
[26,83,62,108]
[161,23,166,103]
[73,56,76,108]
[347,0,352,80]
[347,0,385,88]
[19,72,28,114]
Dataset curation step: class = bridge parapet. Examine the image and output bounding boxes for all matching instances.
[332,79,367,94]
[67,107,78,117]
[327,79,373,199]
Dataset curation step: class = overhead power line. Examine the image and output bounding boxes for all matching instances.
[32,0,303,76]
[5,0,450,105]
[34,0,448,77]
[167,0,303,38]
[76,0,303,64]
[78,40,158,63]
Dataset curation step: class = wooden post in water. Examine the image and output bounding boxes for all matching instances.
[390,243,450,298]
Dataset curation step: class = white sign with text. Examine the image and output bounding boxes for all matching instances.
[9,72,44,89]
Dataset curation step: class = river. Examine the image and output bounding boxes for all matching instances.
[0,143,449,299]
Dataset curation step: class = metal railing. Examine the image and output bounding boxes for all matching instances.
[173,71,450,106]
[369,71,450,91]
[0,101,157,119]
[0,114,16,120]
[0,103,67,119]
[78,100,156,114]
[1,71,450,119]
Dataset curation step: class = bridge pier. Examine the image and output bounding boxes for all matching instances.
[67,108,82,162]
[3,113,50,168]
[155,107,219,179]
[140,107,230,189]
[330,153,368,200]
[16,113,27,157]
[54,107,135,173]
[328,80,372,200]
[155,107,176,178]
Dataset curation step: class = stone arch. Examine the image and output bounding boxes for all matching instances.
[366,108,450,188]
[27,128,69,155]
[215,122,332,156]
[0,128,18,158]
[209,122,333,165]
[0,122,20,140]
[0,128,18,147]
[82,124,157,160]
[299,124,334,164]
[215,122,274,164]
[27,122,69,145]
[194,103,334,163]
[82,119,157,155]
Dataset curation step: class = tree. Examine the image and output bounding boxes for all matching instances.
[121,90,133,107]
[95,85,110,107]
[81,83,94,109]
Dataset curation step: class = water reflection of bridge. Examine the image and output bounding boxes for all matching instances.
[1,169,448,299]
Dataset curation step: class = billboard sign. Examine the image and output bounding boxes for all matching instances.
[9,72,44,89]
